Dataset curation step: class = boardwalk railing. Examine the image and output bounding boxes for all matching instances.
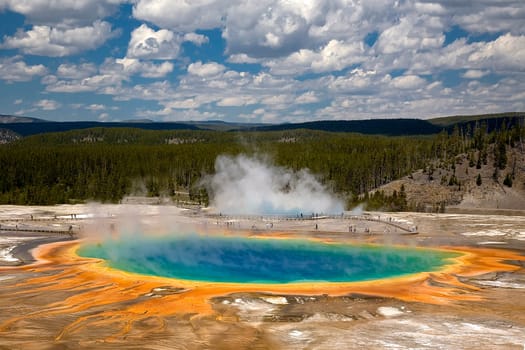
[0,225,78,236]
[209,213,417,234]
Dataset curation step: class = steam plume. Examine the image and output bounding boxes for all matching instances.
[204,154,344,215]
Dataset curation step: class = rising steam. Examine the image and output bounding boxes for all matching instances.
[203,154,344,215]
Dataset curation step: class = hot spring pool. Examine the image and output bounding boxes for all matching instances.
[78,234,460,284]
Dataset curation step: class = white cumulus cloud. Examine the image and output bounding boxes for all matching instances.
[295,91,319,104]
[1,21,117,56]
[34,99,61,110]
[462,70,489,79]
[417,0,525,35]
[86,104,106,111]
[187,61,226,77]
[468,33,525,71]
[127,24,181,60]
[390,74,427,90]
[0,0,127,26]
[132,0,225,31]
[216,96,257,107]
[57,63,97,79]
[183,32,209,46]
[376,15,445,54]
[115,58,174,78]
[267,39,365,75]
[0,56,47,82]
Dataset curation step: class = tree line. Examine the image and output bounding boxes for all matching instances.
[0,119,523,210]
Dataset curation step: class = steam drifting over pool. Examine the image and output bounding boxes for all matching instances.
[203,154,344,215]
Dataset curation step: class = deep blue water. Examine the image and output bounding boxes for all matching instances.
[78,234,459,284]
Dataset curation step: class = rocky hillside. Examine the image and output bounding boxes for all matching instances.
[0,129,20,144]
[376,145,525,211]
[0,114,47,123]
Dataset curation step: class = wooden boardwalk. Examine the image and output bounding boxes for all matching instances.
[0,211,417,236]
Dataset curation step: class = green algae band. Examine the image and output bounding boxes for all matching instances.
[78,235,459,284]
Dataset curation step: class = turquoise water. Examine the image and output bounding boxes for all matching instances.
[78,234,460,284]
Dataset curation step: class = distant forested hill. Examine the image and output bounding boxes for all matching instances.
[250,113,525,136]
[0,119,442,137]
[429,112,524,127]
[429,112,525,134]
[1,112,523,137]
[0,121,199,137]
[246,119,442,135]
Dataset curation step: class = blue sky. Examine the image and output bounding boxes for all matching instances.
[0,1,524,123]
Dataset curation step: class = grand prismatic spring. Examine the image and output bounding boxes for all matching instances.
[78,234,460,284]
[1,206,525,349]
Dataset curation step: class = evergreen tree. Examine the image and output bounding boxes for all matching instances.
[492,167,499,183]
[476,156,482,169]
[503,173,513,187]
[468,152,475,167]
[495,139,507,170]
